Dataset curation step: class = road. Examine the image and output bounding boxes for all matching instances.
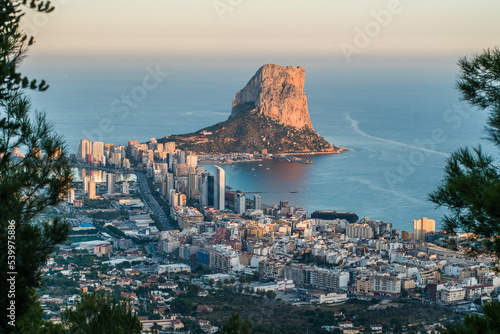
[76,163,172,230]
[136,172,172,229]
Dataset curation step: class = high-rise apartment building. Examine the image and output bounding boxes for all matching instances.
[178,150,186,164]
[186,152,197,167]
[207,174,215,207]
[112,152,122,167]
[214,166,225,211]
[200,172,209,206]
[164,142,176,154]
[413,217,435,241]
[187,168,199,199]
[83,176,89,194]
[166,173,174,200]
[345,223,374,239]
[92,141,104,162]
[66,189,75,204]
[107,173,114,194]
[87,181,96,199]
[178,193,187,207]
[236,192,246,214]
[122,181,129,194]
[122,158,131,169]
[78,139,91,161]
[254,194,262,210]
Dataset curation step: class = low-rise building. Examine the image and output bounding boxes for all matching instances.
[440,287,466,304]
[308,292,348,304]
[370,275,401,295]
[94,244,112,256]
[464,284,494,300]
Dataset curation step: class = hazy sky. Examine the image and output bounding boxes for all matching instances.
[21,0,500,77]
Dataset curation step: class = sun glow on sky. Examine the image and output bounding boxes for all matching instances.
[21,0,500,76]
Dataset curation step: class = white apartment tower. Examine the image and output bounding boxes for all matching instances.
[122,181,129,194]
[236,192,246,214]
[214,165,225,211]
[107,173,114,194]
[254,194,262,210]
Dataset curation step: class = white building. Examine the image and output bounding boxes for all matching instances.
[309,292,348,304]
[440,287,466,304]
[236,192,246,214]
[254,194,261,210]
[107,173,114,194]
[157,263,191,274]
[346,223,374,239]
[214,166,225,211]
[370,275,401,295]
[122,181,129,194]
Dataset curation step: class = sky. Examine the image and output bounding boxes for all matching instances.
[20,0,500,80]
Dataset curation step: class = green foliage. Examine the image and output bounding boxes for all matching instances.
[106,224,127,238]
[443,301,500,334]
[165,286,456,333]
[186,283,201,298]
[40,276,79,295]
[63,292,142,334]
[116,261,131,270]
[239,271,260,284]
[16,289,66,333]
[150,214,165,231]
[429,47,500,261]
[456,48,500,112]
[170,298,194,315]
[0,1,73,331]
[83,199,111,209]
[265,290,276,300]
[0,0,51,98]
[220,313,255,334]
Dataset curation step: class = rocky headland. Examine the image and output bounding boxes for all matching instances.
[161,64,345,154]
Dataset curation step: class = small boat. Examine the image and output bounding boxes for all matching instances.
[258,163,263,167]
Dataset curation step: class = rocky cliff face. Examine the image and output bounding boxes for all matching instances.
[163,64,343,154]
[231,64,313,130]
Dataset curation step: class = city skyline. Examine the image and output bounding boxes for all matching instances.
[3,1,500,332]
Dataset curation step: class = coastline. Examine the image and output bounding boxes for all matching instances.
[280,148,350,156]
[198,159,263,165]
[198,148,350,165]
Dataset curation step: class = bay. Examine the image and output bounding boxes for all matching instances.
[27,67,494,232]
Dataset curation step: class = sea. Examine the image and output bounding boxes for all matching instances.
[25,64,495,232]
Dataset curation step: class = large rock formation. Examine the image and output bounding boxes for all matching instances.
[231,64,313,130]
[163,64,343,154]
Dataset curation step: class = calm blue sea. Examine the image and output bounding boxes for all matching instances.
[27,66,494,232]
